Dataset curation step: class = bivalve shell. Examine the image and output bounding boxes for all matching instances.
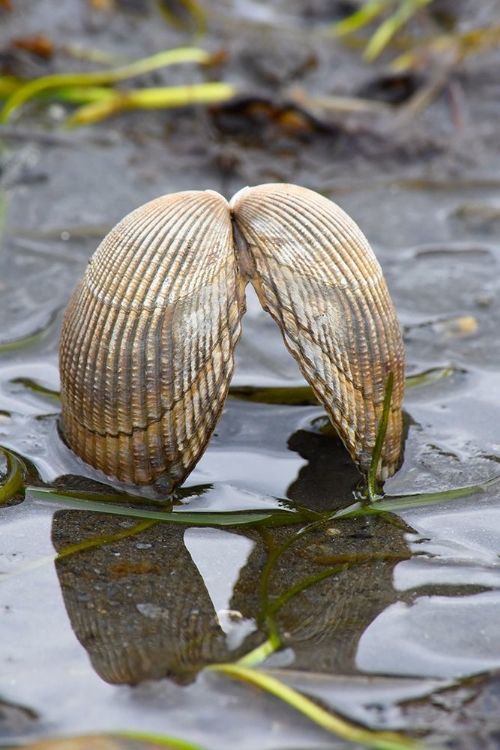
[59,183,405,493]
[59,190,245,494]
[231,184,405,480]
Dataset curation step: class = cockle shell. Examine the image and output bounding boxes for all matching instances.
[231,184,405,480]
[59,183,405,494]
[59,191,245,494]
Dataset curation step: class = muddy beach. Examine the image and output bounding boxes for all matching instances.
[1,1,500,748]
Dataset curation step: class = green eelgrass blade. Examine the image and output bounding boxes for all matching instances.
[364,0,434,61]
[229,384,319,406]
[332,0,393,37]
[367,370,394,502]
[336,473,500,519]
[28,486,299,527]
[228,367,454,407]
[0,309,59,352]
[208,664,427,750]
[236,635,281,668]
[20,733,207,750]
[405,366,456,388]
[0,47,212,122]
[113,732,207,749]
[65,82,235,126]
[0,76,21,99]
[267,565,347,615]
[44,86,116,105]
[156,0,207,34]
[0,447,25,505]
[9,377,60,401]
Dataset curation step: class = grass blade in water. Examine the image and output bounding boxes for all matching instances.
[114,732,207,749]
[336,473,500,519]
[229,384,319,406]
[363,0,433,62]
[115,731,207,749]
[0,47,213,121]
[65,83,236,126]
[0,76,21,99]
[28,487,300,527]
[0,447,25,505]
[0,308,59,352]
[228,368,458,408]
[405,366,457,388]
[208,664,427,750]
[332,0,391,37]
[22,733,207,749]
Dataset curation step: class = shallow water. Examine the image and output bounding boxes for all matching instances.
[2,1,500,748]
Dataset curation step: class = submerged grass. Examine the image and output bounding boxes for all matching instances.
[55,518,159,560]
[0,447,24,505]
[20,732,208,749]
[113,731,206,749]
[21,456,500,528]
[208,664,427,750]
[228,367,457,407]
[0,309,59,353]
[28,486,301,528]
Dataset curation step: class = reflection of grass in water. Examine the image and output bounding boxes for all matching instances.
[55,518,159,560]
[211,393,429,750]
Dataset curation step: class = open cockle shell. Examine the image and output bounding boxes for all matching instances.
[59,183,405,494]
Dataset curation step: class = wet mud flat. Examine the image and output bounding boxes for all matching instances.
[1,1,500,748]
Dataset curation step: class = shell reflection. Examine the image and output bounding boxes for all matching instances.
[52,427,409,686]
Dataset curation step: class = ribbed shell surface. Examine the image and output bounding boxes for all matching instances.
[59,190,245,493]
[230,183,405,479]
